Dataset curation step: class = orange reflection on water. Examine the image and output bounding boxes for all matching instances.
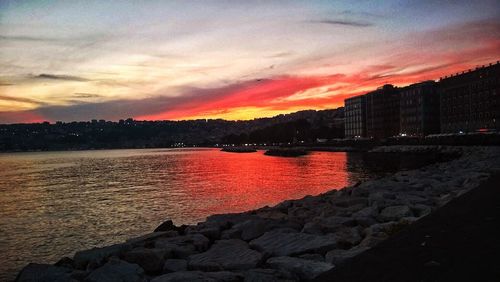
[167,150,349,217]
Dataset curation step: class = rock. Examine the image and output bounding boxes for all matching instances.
[256,209,288,220]
[126,231,179,246]
[121,247,169,274]
[325,247,368,265]
[73,243,131,270]
[188,239,262,271]
[151,271,242,282]
[354,216,377,227]
[85,259,144,282]
[359,232,389,248]
[333,227,362,248]
[249,231,336,256]
[206,213,256,227]
[352,206,377,218]
[15,263,73,282]
[302,216,357,234]
[378,205,413,222]
[220,228,242,240]
[186,225,221,240]
[334,197,368,208]
[54,257,74,268]
[297,253,324,262]
[395,194,428,205]
[412,204,432,217]
[154,220,179,232]
[266,256,334,281]
[233,218,299,241]
[163,259,188,272]
[233,219,272,241]
[243,268,295,282]
[155,234,210,253]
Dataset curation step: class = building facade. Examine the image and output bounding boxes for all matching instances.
[366,84,400,139]
[344,95,366,138]
[400,81,440,136]
[439,62,500,133]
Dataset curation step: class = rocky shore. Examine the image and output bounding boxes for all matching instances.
[15,146,500,282]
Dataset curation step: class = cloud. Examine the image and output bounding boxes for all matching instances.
[34,74,90,82]
[0,35,59,42]
[310,19,373,27]
[0,95,41,104]
[72,93,102,99]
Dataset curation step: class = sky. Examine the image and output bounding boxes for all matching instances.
[0,0,499,123]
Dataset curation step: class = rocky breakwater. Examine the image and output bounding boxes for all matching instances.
[221,147,257,153]
[15,146,500,282]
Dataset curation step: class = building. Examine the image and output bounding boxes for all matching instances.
[344,95,366,138]
[400,81,440,136]
[365,84,400,139]
[439,62,500,133]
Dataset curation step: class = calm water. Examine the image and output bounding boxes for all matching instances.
[0,148,434,281]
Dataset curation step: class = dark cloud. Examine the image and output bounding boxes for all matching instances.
[0,35,59,42]
[339,10,384,19]
[310,19,373,27]
[35,74,90,82]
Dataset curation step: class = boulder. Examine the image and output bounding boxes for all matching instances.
[359,232,389,248]
[186,225,221,241]
[325,247,369,265]
[233,218,299,241]
[85,259,144,282]
[233,219,272,241]
[205,213,256,227]
[352,206,377,218]
[266,256,334,281]
[220,228,242,240]
[297,253,325,262]
[411,204,432,217]
[154,220,179,233]
[151,271,242,282]
[121,247,169,274]
[333,227,362,248]
[243,268,294,282]
[163,259,188,272]
[255,209,288,220]
[15,263,73,282]
[334,197,368,208]
[188,239,262,271]
[126,231,179,247]
[249,231,336,256]
[302,216,357,234]
[155,234,210,253]
[73,243,131,270]
[378,205,413,222]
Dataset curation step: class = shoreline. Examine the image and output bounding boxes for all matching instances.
[15,146,500,282]
[316,172,500,282]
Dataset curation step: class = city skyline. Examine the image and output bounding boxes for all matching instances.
[1,0,499,124]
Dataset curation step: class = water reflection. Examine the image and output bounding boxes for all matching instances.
[0,148,432,280]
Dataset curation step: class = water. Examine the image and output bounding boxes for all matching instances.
[0,148,436,281]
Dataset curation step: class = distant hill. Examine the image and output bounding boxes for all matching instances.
[0,108,344,151]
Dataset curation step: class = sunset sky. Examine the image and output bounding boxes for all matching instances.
[0,0,499,123]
